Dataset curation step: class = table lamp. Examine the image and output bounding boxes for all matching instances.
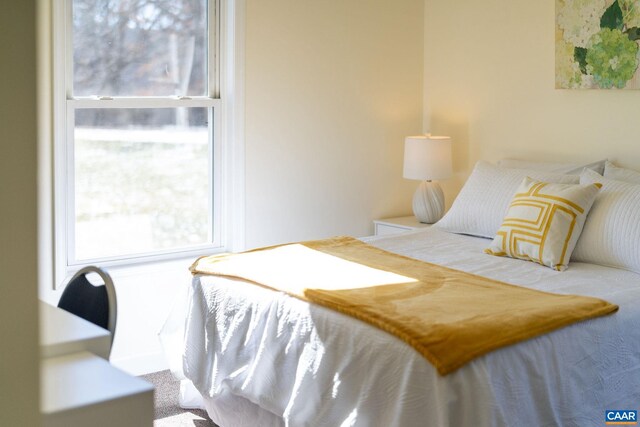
[403,135,452,223]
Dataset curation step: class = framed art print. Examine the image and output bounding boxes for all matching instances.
[556,0,640,89]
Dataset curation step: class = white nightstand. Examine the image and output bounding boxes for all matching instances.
[373,216,432,236]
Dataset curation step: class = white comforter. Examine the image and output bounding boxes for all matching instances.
[176,228,640,427]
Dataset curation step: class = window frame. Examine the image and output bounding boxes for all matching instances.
[51,0,242,287]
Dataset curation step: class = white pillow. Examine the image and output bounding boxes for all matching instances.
[498,158,606,175]
[485,177,601,271]
[603,161,640,184]
[435,161,579,239]
[572,169,640,273]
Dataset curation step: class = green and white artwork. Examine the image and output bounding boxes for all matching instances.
[556,0,640,89]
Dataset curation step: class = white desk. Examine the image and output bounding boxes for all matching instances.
[41,352,154,427]
[39,301,111,360]
[39,302,154,426]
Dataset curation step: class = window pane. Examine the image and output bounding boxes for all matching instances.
[72,0,207,97]
[74,108,210,261]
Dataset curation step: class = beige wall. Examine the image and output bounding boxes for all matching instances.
[424,0,640,204]
[245,0,424,248]
[0,1,41,424]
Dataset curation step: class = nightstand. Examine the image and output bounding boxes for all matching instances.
[373,216,432,236]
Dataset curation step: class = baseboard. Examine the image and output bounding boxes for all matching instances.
[111,351,169,376]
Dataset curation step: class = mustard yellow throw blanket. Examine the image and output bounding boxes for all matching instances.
[190,236,618,375]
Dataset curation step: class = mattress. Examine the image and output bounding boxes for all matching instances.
[176,228,640,427]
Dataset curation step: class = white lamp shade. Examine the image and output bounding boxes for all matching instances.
[403,135,452,181]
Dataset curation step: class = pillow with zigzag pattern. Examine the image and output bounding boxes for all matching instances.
[484,177,601,271]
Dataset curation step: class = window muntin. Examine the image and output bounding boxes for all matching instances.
[72,0,208,97]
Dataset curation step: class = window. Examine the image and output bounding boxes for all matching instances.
[52,0,241,284]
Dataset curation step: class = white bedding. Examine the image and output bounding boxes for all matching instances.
[177,228,640,427]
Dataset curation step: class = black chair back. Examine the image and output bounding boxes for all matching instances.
[58,273,110,329]
[57,266,117,357]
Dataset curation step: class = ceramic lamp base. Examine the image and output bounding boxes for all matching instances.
[412,180,444,224]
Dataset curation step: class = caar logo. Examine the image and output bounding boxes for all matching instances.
[606,410,638,425]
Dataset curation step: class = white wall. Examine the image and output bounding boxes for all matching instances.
[100,260,194,374]
[244,0,424,248]
[0,1,41,424]
[424,0,640,203]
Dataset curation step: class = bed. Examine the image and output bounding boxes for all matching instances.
[165,160,640,427]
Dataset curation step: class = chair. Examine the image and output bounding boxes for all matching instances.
[57,266,117,358]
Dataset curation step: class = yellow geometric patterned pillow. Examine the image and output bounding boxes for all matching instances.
[485,177,601,271]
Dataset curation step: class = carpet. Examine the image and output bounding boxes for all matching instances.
[141,370,218,427]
